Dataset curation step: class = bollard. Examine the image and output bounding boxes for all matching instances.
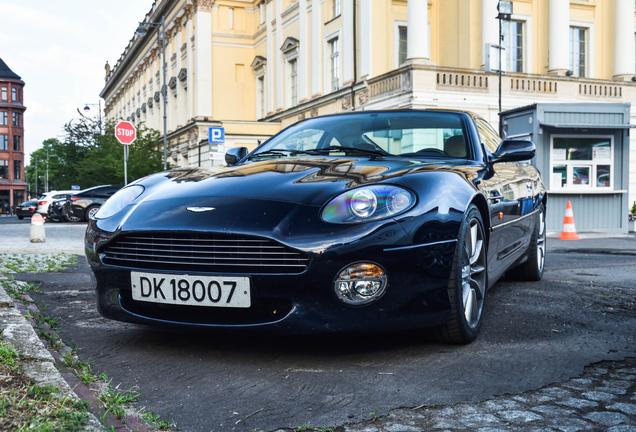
[30,213,46,243]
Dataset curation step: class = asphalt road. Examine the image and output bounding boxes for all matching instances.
[7,232,634,432]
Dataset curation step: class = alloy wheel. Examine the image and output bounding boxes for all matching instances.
[461,218,486,329]
[87,207,99,220]
[537,211,546,272]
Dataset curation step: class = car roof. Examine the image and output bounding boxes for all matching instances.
[301,108,482,120]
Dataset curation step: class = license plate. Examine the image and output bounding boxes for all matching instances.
[131,272,250,308]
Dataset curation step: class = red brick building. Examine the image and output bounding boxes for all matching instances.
[0,57,26,214]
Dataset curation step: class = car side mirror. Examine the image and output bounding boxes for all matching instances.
[491,140,535,164]
[225,147,248,166]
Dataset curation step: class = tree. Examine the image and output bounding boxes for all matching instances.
[26,114,166,194]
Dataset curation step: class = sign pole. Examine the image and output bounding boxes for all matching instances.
[123,145,129,186]
[114,120,137,185]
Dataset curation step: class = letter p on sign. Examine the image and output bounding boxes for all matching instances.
[209,127,225,144]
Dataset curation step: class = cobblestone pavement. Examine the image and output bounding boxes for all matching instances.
[338,358,636,432]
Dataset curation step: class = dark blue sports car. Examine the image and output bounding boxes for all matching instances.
[85,110,546,344]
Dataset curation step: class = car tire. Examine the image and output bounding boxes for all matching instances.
[17,216,23,220]
[505,204,546,282]
[431,204,488,344]
[85,205,100,221]
[64,212,83,223]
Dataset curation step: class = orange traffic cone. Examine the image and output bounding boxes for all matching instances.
[558,201,580,240]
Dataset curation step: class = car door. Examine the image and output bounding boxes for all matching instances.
[475,119,533,273]
[473,119,506,276]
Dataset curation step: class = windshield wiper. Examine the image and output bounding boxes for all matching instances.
[298,145,389,157]
[246,149,293,160]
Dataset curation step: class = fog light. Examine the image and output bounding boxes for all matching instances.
[334,263,387,305]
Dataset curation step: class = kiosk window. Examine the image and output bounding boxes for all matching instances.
[551,137,613,190]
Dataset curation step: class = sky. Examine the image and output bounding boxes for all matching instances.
[0,0,152,165]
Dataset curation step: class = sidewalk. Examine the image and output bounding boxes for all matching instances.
[548,232,636,254]
[0,221,86,255]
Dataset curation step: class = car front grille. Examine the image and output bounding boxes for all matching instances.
[100,232,309,274]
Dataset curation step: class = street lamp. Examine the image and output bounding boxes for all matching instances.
[83,101,103,134]
[496,0,513,133]
[136,16,168,170]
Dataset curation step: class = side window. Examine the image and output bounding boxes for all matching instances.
[475,119,501,154]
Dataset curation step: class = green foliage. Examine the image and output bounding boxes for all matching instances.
[26,114,166,196]
[0,341,18,366]
[630,201,636,221]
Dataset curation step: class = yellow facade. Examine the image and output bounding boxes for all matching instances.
[101,0,636,168]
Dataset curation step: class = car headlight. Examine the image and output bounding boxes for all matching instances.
[93,185,144,219]
[321,185,415,224]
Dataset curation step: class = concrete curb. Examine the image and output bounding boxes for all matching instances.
[0,276,103,431]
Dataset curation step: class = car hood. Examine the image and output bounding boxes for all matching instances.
[136,156,481,207]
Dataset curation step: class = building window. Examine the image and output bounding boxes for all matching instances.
[0,160,7,179]
[0,135,7,151]
[569,27,586,77]
[290,59,298,106]
[11,88,16,102]
[13,136,20,152]
[13,160,20,180]
[330,38,340,92]
[332,0,340,18]
[550,136,612,190]
[12,112,19,127]
[1,88,6,101]
[0,111,7,126]
[502,20,524,73]
[398,27,408,66]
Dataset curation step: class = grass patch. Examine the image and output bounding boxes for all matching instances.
[0,252,77,274]
[0,334,90,431]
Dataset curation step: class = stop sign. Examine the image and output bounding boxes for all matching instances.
[115,121,136,145]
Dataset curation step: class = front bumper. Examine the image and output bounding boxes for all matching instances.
[85,201,459,334]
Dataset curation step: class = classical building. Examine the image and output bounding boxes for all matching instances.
[101,0,636,230]
[0,57,26,214]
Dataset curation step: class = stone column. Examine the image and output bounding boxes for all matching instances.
[342,0,354,85]
[275,0,283,110]
[194,6,212,117]
[360,0,372,79]
[548,0,570,76]
[614,0,635,80]
[299,0,308,102]
[482,0,498,66]
[311,0,322,97]
[407,0,430,64]
[266,0,274,113]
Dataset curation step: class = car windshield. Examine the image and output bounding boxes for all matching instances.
[249,111,469,161]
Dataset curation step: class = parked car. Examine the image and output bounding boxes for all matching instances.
[85,109,546,344]
[37,190,76,217]
[0,199,10,214]
[63,185,123,222]
[47,198,68,222]
[15,200,39,220]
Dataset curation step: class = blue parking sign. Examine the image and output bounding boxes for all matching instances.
[209,127,225,144]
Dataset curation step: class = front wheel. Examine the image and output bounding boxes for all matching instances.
[85,205,100,221]
[64,211,82,223]
[431,204,488,344]
[17,216,23,220]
